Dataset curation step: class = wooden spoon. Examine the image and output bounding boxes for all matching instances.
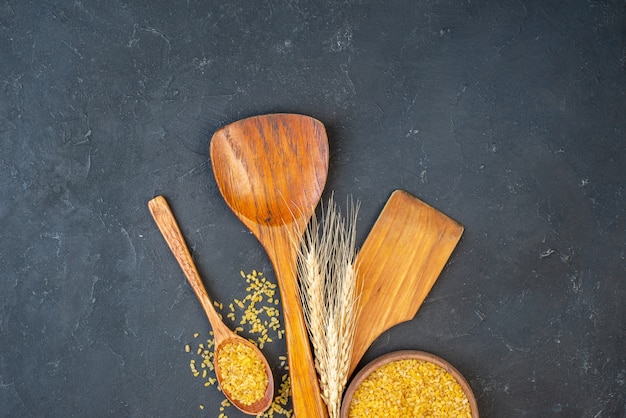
[349,190,464,376]
[210,114,329,418]
[148,195,274,415]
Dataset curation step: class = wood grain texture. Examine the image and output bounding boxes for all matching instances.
[210,114,329,418]
[350,190,464,376]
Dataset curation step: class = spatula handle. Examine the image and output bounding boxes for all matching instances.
[263,232,329,418]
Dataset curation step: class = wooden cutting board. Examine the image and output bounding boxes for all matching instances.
[349,190,464,376]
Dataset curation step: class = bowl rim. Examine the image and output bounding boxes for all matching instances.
[340,350,479,418]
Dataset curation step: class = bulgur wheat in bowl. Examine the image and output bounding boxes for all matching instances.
[341,350,478,417]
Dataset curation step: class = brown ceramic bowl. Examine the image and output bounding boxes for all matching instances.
[340,350,479,418]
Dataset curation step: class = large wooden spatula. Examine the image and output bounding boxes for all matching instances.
[349,190,464,376]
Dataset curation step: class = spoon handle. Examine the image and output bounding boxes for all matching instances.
[148,196,229,342]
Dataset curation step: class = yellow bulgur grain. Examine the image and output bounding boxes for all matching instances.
[185,270,292,417]
[216,342,268,406]
[348,359,471,418]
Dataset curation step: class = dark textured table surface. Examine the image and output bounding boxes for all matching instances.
[1,1,625,417]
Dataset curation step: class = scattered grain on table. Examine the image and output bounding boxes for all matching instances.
[184,269,293,417]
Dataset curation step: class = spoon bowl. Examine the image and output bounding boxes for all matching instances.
[210,114,329,417]
[148,195,274,415]
[210,114,327,226]
[213,337,274,414]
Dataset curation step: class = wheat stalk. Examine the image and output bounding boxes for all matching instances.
[296,194,360,418]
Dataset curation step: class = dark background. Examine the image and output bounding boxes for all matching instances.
[1,1,625,417]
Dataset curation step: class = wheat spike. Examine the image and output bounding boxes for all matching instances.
[296,194,360,418]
